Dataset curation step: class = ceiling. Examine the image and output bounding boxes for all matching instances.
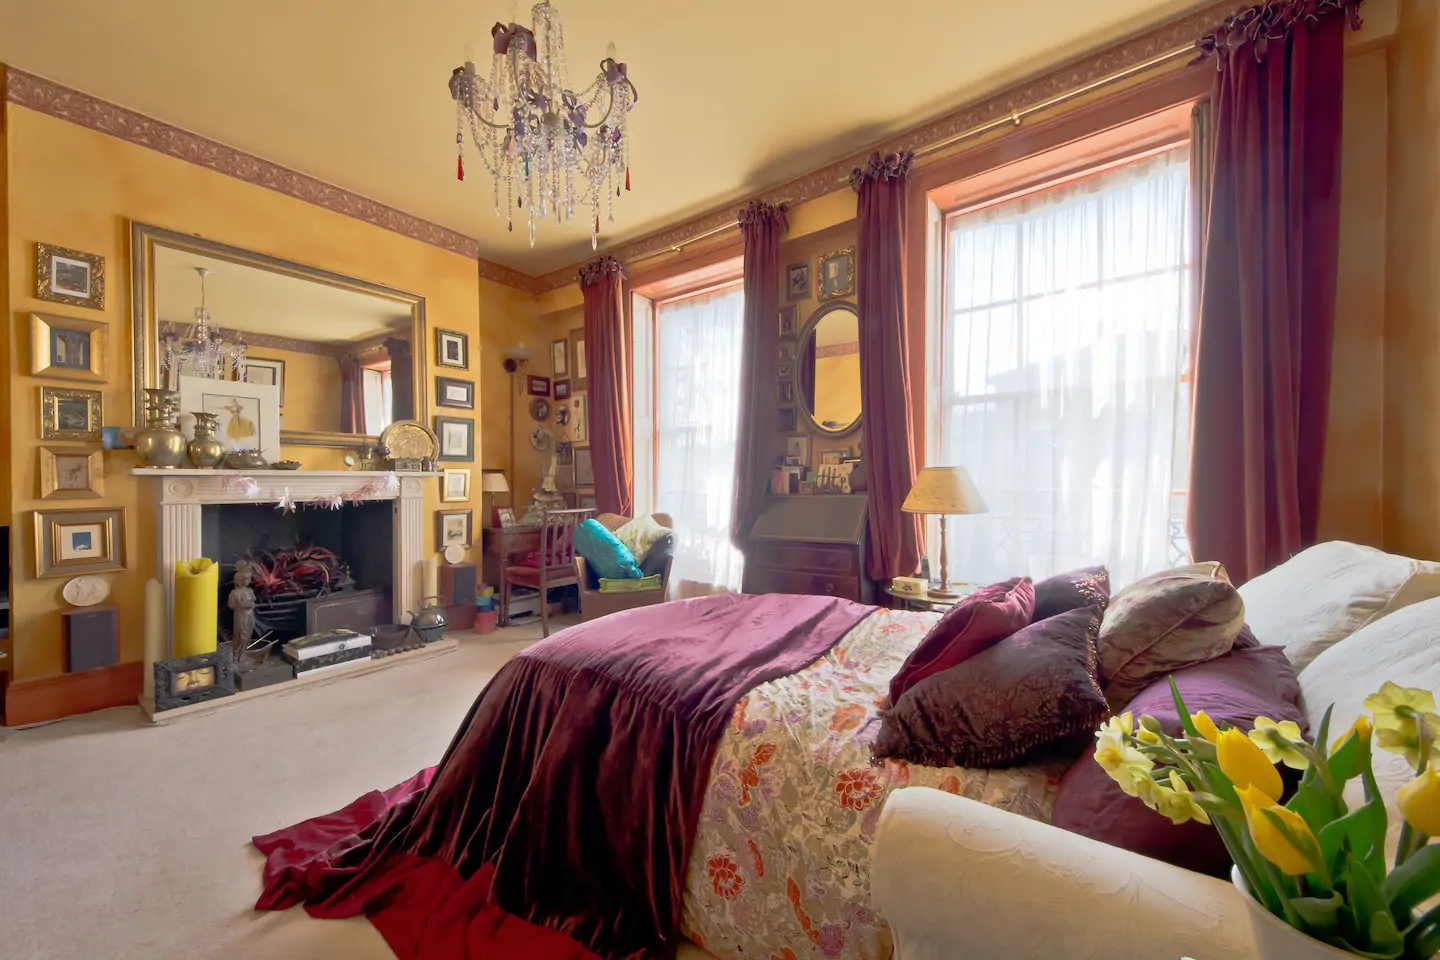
[0,1,1207,276]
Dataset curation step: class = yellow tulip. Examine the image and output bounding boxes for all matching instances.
[1249,717,1310,771]
[1236,784,1320,876]
[1330,715,1373,752]
[1365,682,1437,732]
[1217,728,1283,802]
[1398,767,1440,836]
[1193,710,1222,744]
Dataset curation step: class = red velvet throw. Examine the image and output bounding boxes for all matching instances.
[1187,0,1361,583]
[253,594,873,960]
[579,256,635,516]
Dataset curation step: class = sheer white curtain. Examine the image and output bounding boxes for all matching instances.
[934,147,1192,588]
[654,285,746,592]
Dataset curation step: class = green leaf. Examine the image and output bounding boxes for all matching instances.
[1346,852,1395,951]
[1319,801,1388,881]
[1386,845,1440,920]
[1329,725,1368,784]
[1292,891,1345,938]
[1316,704,1334,762]
[1364,909,1405,958]
[1169,675,1198,738]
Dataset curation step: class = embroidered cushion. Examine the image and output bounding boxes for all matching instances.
[571,519,643,580]
[887,577,1035,705]
[638,532,674,579]
[1096,562,1244,710]
[875,606,1107,768]
[613,514,671,564]
[1032,566,1111,622]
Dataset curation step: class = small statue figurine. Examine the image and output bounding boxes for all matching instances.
[227,560,257,666]
[522,452,568,524]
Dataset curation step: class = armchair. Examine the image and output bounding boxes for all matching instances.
[575,512,674,622]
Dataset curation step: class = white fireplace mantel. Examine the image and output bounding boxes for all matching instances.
[133,469,432,656]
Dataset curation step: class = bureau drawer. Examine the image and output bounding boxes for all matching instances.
[763,543,857,575]
[745,567,862,601]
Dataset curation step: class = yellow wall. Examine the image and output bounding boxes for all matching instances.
[246,347,342,435]
[813,352,861,431]
[4,103,537,684]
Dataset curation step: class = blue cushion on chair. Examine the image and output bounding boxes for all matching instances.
[572,518,643,580]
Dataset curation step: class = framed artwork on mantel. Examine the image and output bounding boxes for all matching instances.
[177,375,281,463]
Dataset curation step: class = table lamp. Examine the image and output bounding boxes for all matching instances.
[901,466,987,598]
[480,471,511,527]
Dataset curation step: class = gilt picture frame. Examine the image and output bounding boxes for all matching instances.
[551,337,569,377]
[786,262,810,302]
[568,327,588,392]
[33,506,127,578]
[816,247,856,302]
[436,329,469,369]
[41,386,104,441]
[31,313,107,382]
[441,468,471,503]
[177,375,281,462]
[36,243,106,310]
[40,446,105,500]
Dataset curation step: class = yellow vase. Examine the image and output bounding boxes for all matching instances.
[174,559,219,657]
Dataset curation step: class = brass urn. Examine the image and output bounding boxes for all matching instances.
[186,411,225,469]
[135,388,188,469]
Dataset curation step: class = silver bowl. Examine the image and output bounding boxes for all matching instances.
[273,460,302,471]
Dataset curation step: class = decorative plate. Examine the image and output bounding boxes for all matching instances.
[556,405,570,427]
[443,543,465,565]
[379,419,439,462]
[62,574,110,607]
[530,427,553,451]
[530,397,551,422]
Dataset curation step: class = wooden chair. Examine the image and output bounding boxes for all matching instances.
[574,513,675,622]
[499,507,594,637]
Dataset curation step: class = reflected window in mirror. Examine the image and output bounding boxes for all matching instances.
[797,302,862,436]
[361,360,394,436]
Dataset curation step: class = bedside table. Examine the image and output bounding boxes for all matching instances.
[883,582,975,612]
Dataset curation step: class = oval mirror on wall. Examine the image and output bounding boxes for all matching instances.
[797,301,861,437]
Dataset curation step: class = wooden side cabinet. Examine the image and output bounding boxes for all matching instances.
[742,495,875,603]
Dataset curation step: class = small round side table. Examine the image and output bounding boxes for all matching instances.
[883,583,975,612]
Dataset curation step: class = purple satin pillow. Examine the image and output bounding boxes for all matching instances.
[1050,642,1304,876]
[1032,566,1111,622]
[887,577,1035,705]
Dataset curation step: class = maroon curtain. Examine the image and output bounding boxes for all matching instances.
[1187,0,1361,583]
[384,338,414,422]
[339,354,363,433]
[732,201,789,545]
[852,152,922,581]
[579,257,634,516]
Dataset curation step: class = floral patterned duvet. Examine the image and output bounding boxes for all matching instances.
[680,607,1067,960]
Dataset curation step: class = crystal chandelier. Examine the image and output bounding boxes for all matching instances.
[449,2,638,249]
[161,267,247,383]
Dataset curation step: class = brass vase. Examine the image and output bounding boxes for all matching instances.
[135,388,187,469]
[186,411,225,469]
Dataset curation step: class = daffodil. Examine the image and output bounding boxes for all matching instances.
[1377,724,1440,771]
[1095,728,1155,797]
[1100,712,1134,738]
[1397,766,1440,836]
[1330,715,1373,752]
[1236,784,1321,876]
[1192,710,1222,744]
[1248,717,1309,771]
[1365,682,1437,732]
[1136,726,1162,746]
[1217,728,1283,802]
[1153,770,1210,826]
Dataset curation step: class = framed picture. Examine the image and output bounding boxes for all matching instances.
[572,392,589,444]
[31,313,107,382]
[33,506,126,578]
[436,509,474,549]
[798,479,818,496]
[494,506,517,529]
[40,386,103,441]
[243,358,286,405]
[569,327,588,392]
[40,447,105,500]
[778,381,794,404]
[786,261,810,302]
[551,338,569,377]
[436,328,469,369]
[153,651,234,712]
[778,362,793,380]
[527,375,552,397]
[786,434,811,464]
[554,379,572,401]
[36,242,105,310]
[177,375,281,462]
[820,448,851,466]
[556,440,574,465]
[579,494,598,510]
[441,467,471,503]
[435,416,475,461]
[575,446,595,487]
[435,376,475,410]
[777,407,797,432]
[779,305,798,339]
[779,343,795,363]
[816,247,856,301]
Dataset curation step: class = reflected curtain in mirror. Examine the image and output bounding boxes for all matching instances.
[339,354,363,433]
[385,338,415,422]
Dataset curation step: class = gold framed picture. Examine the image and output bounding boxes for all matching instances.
[436,328,469,369]
[41,386,104,441]
[815,247,856,302]
[31,313,107,382]
[33,506,127,578]
[36,242,106,310]
[441,468,471,503]
[39,446,105,500]
[436,509,473,549]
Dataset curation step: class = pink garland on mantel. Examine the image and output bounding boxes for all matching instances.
[219,473,401,513]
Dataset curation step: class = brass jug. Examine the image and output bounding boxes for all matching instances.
[187,411,225,469]
[135,388,187,469]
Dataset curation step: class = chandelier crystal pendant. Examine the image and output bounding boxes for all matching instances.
[449,2,638,249]
[160,267,248,384]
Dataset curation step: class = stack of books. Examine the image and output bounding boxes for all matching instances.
[281,628,372,676]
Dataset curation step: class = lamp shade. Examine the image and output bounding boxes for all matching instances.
[480,471,510,494]
[901,466,987,516]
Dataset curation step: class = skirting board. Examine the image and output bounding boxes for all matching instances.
[4,661,144,727]
[139,637,459,725]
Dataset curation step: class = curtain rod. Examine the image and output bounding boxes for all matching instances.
[621,43,1194,269]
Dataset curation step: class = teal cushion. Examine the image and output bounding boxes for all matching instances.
[572,518,643,580]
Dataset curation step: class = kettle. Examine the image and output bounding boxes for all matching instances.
[407,595,449,644]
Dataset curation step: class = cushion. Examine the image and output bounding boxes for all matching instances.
[887,577,1035,705]
[1240,541,1440,672]
[875,606,1106,768]
[1032,566,1111,622]
[1096,561,1244,710]
[1050,643,1304,876]
[598,573,664,594]
[515,527,575,569]
[571,519,643,580]
[613,514,670,564]
[1296,596,1440,862]
[638,532,674,579]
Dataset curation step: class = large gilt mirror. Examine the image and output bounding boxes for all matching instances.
[130,222,427,448]
[797,301,861,437]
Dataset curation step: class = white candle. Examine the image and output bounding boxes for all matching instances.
[423,556,439,605]
[142,578,164,705]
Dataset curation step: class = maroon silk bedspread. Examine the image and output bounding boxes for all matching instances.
[253,593,873,960]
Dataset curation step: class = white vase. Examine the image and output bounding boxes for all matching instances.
[1232,867,1360,960]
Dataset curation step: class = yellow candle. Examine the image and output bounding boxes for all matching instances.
[423,556,439,605]
[174,559,219,657]
[142,578,164,702]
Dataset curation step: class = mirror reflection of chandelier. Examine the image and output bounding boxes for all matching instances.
[449,1,638,249]
[161,267,247,383]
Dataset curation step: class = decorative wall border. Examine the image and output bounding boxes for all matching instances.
[3,69,539,293]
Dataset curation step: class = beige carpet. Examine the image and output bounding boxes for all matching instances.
[0,619,712,960]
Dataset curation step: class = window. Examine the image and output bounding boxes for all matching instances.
[933,146,1192,587]
[362,361,393,436]
[649,284,746,592]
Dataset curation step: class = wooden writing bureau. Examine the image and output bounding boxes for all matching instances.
[742,495,876,603]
